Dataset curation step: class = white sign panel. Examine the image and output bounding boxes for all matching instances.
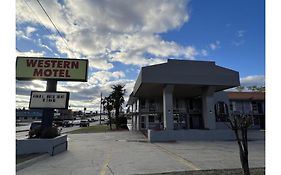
[29,91,69,109]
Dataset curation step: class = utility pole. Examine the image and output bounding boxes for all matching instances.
[84,107,86,119]
[100,92,102,125]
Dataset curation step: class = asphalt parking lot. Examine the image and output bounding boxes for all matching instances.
[17,131,265,175]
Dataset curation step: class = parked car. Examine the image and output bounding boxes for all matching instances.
[73,119,81,125]
[28,121,62,138]
[62,120,74,127]
[80,120,90,127]
[53,120,63,127]
[29,121,42,131]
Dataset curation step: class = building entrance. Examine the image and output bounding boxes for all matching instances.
[173,113,188,129]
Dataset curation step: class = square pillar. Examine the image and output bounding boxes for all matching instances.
[136,115,140,130]
[202,86,216,129]
[163,85,174,130]
[131,115,134,130]
[133,115,136,130]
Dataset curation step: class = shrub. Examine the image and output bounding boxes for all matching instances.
[28,127,60,139]
[114,117,127,129]
[40,127,60,138]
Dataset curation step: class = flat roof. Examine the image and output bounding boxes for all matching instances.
[227,92,265,100]
[127,59,240,105]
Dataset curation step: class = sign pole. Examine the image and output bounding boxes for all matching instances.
[41,80,57,129]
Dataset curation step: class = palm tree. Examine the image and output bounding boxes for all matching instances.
[110,84,126,129]
[110,84,126,118]
[101,96,114,130]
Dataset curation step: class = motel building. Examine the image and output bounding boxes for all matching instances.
[126,59,264,142]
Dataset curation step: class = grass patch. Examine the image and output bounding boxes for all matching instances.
[16,153,44,164]
[67,124,118,134]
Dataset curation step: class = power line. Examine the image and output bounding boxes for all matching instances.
[23,0,53,37]
[35,0,78,58]
[21,0,59,56]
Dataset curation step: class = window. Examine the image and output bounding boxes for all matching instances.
[229,103,233,111]
[218,102,226,114]
[148,99,156,111]
[215,102,228,122]
[148,115,155,123]
[189,100,194,110]
[175,99,179,109]
[252,101,263,114]
[140,99,146,109]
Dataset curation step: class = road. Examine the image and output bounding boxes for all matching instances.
[16,121,100,139]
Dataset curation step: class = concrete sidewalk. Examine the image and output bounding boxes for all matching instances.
[17,130,265,175]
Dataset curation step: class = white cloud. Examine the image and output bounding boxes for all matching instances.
[64,0,189,33]
[200,49,208,56]
[17,0,199,69]
[16,0,215,111]
[232,30,246,46]
[16,50,45,57]
[89,71,126,84]
[232,40,245,47]
[16,95,30,109]
[26,26,37,37]
[88,58,114,70]
[240,75,265,87]
[237,30,246,38]
[16,0,72,34]
[209,41,220,50]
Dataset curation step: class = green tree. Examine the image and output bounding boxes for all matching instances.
[110,84,126,118]
[247,86,265,92]
[110,84,126,129]
[256,86,265,92]
[247,86,257,91]
[101,96,114,130]
[235,86,245,92]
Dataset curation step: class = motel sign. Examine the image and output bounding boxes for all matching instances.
[16,57,88,81]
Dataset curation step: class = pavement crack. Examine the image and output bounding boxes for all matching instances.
[107,164,114,175]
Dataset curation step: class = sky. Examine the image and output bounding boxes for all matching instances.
[15,0,265,112]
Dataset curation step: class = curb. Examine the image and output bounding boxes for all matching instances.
[16,130,29,133]
[16,153,49,171]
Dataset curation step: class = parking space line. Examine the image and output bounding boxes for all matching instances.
[153,144,200,170]
[99,146,112,175]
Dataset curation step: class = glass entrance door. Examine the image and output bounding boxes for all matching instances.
[173,114,188,130]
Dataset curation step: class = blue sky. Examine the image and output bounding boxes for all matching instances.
[15,0,265,111]
[160,0,265,77]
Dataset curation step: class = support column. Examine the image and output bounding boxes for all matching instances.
[163,85,174,130]
[134,115,137,130]
[41,80,57,129]
[136,115,140,130]
[146,115,149,129]
[131,115,134,130]
[202,86,216,129]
